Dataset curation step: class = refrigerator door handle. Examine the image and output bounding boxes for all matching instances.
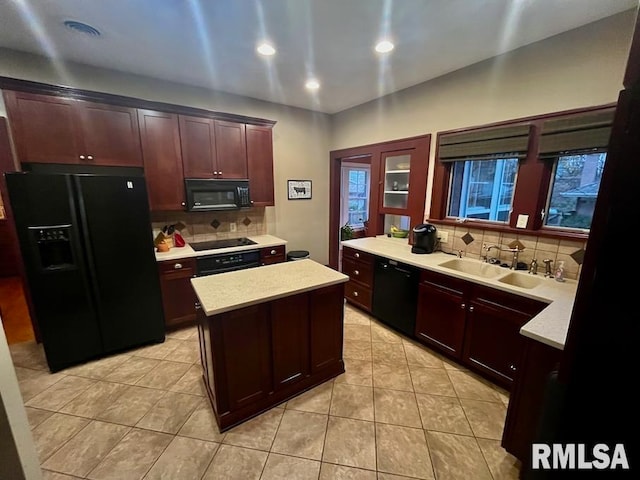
[72,177,104,312]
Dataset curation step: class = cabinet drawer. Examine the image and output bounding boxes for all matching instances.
[341,257,373,288]
[345,281,372,311]
[342,246,373,264]
[158,258,196,275]
[471,284,547,316]
[420,269,469,296]
[260,245,285,260]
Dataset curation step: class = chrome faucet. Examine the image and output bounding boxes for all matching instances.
[507,247,522,270]
[482,244,501,262]
[529,258,538,275]
[543,259,553,278]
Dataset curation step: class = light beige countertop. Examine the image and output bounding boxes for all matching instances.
[342,236,578,350]
[191,259,349,316]
[154,234,287,262]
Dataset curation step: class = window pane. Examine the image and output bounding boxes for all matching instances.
[343,166,370,228]
[448,158,517,223]
[544,153,606,230]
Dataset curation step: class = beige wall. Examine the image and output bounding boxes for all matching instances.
[0,49,332,263]
[331,9,636,217]
[0,9,636,264]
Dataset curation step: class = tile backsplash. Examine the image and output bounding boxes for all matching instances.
[151,207,267,244]
[434,225,587,280]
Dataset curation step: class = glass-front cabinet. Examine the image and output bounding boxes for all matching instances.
[381,152,412,212]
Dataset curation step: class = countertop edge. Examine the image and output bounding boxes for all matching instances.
[198,277,349,316]
[341,237,575,350]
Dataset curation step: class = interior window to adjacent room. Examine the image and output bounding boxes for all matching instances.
[438,123,530,225]
[448,157,518,222]
[340,162,370,228]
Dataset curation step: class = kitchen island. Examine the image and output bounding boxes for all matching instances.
[191,259,349,431]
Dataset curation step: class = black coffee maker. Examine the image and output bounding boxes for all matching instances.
[411,224,438,254]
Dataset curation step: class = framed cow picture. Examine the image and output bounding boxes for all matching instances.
[287,180,312,200]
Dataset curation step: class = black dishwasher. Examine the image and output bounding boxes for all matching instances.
[372,257,420,337]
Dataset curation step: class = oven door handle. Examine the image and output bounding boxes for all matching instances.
[197,261,261,276]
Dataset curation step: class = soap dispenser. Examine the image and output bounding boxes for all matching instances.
[554,260,566,282]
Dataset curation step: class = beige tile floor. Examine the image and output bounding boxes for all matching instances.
[9,304,521,480]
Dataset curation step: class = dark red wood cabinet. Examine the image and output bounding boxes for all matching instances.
[179,115,218,178]
[413,268,546,388]
[502,337,562,464]
[199,283,345,431]
[246,124,275,206]
[214,120,247,179]
[157,258,198,329]
[415,270,469,358]
[341,246,374,312]
[3,90,142,167]
[138,109,185,211]
[260,245,285,265]
[463,285,546,386]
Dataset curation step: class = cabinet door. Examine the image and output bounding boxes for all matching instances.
[76,101,143,167]
[415,280,468,358]
[271,293,310,390]
[214,120,248,178]
[3,90,81,164]
[380,151,412,212]
[463,300,531,385]
[219,304,272,411]
[158,259,197,328]
[138,109,185,211]
[246,125,274,206]
[179,115,217,178]
[309,284,344,373]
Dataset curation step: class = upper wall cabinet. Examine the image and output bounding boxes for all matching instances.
[138,109,185,211]
[246,125,275,206]
[179,115,248,179]
[3,90,143,167]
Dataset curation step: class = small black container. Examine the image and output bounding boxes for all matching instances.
[411,223,438,254]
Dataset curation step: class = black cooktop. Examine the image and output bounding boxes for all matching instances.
[190,237,257,251]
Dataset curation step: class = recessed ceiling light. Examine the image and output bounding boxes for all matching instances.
[375,40,394,54]
[257,43,276,56]
[63,20,101,37]
[305,79,320,90]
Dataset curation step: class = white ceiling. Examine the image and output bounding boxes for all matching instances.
[0,0,636,114]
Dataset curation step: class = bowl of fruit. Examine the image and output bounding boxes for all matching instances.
[390,225,409,238]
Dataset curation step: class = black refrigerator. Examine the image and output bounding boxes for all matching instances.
[5,172,165,372]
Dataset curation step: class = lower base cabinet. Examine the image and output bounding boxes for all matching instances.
[414,270,546,388]
[502,337,562,466]
[158,259,198,329]
[198,283,345,431]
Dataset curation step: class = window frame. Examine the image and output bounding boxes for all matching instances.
[429,104,616,241]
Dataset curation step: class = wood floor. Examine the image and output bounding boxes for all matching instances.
[0,275,35,344]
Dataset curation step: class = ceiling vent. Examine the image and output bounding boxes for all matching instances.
[63,20,101,37]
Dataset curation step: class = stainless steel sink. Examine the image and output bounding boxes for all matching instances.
[497,272,542,289]
[438,259,504,278]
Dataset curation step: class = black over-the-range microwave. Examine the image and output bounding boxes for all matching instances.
[184,178,252,211]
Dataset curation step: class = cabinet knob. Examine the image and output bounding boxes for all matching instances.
[87,155,93,160]
[468,305,474,312]
[181,202,186,206]
[354,269,359,275]
[174,263,182,269]
[270,249,277,255]
[213,171,218,175]
[460,303,466,310]
[79,155,85,160]
[354,253,360,258]
[218,171,222,176]
[353,291,359,297]
[509,364,517,372]
[195,302,202,310]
